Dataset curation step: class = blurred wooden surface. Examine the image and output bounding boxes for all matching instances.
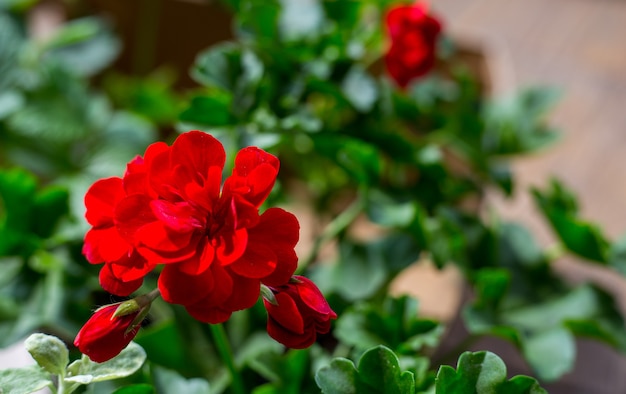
[434,0,626,240]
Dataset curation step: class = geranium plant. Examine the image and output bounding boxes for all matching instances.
[0,0,623,393]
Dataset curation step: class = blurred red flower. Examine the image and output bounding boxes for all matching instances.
[384,2,442,88]
[83,131,299,323]
[264,276,337,348]
[74,304,140,363]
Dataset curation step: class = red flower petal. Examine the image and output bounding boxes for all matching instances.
[83,227,131,264]
[214,227,248,266]
[99,264,143,296]
[124,142,169,196]
[294,276,336,316]
[159,263,214,305]
[266,292,304,334]
[222,274,260,311]
[186,305,232,324]
[171,130,226,186]
[230,241,277,278]
[109,252,155,282]
[184,263,235,323]
[263,276,336,349]
[74,304,140,363]
[223,147,279,207]
[85,177,124,227]
[114,194,156,243]
[251,208,299,286]
[150,200,204,232]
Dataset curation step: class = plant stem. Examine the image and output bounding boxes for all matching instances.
[297,196,366,273]
[210,323,245,394]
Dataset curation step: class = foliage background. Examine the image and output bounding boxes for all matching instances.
[1,0,626,393]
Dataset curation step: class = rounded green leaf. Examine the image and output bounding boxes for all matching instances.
[523,327,575,382]
[65,341,146,385]
[315,357,359,394]
[0,365,53,394]
[24,333,69,376]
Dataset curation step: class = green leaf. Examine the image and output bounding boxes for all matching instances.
[44,17,121,77]
[312,135,382,185]
[315,345,415,394]
[112,384,155,394]
[335,296,441,354]
[473,268,511,310]
[179,94,233,126]
[235,1,280,41]
[248,348,312,393]
[65,342,146,384]
[365,190,416,228]
[24,333,69,376]
[32,185,69,238]
[358,346,416,394]
[608,233,626,276]
[341,65,378,112]
[498,223,543,266]
[3,268,63,346]
[522,327,575,382]
[192,42,243,90]
[278,0,324,41]
[483,87,560,155]
[316,357,360,394]
[152,366,210,394]
[0,365,53,394]
[0,89,24,119]
[501,285,600,332]
[435,351,546,394]
[312,240,387,302]
[532,179,610,262]
[0,12,22,89]
[135,321,189,373]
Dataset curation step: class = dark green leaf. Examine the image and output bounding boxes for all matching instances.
[315,345,415,394]
[473,268,510,310]
[179,94,233,126]
[435,351,546,394]
[533,179,610,262]
[112,384,155,394]
[32,185,69,238]
[335,296,441,354]
[192,42,243,91]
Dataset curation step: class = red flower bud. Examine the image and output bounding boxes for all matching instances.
[384,2,442,88]
[263,276,337,349]
[74,304,141,363]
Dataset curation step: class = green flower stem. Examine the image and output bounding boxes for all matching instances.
[297,196,366,273]
[210,323,245,394]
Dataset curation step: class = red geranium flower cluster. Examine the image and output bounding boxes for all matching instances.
[82,131,334,344]
[384,2,442,88]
